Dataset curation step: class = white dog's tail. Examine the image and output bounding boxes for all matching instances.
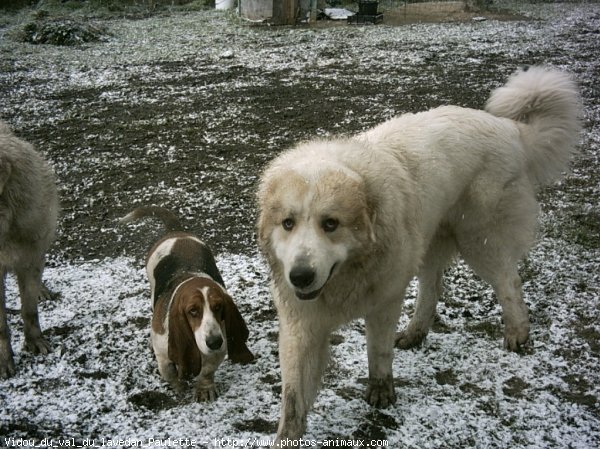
[485,66,582,186]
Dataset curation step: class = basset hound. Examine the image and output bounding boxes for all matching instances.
[120,206,254,401]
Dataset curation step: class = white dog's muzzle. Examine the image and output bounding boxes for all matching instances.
[289,260,338,300]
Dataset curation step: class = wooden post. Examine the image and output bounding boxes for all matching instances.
[273,0,298,25]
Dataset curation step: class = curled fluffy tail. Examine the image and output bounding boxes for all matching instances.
[120,206,182,232]
[485,66,582,186]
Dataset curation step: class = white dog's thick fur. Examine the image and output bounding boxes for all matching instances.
[0,122,59,378]
[257,67,581,440]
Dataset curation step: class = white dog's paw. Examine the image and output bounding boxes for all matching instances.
[395,328,427,350]
[503,323,529,352]
[365,377,396,407]
[39,283,59,301]
[24,334,51,355]
[0,341,16,379]
[195,385,218,402]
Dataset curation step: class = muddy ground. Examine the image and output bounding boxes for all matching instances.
[0,1,599,447]
[0,1,597,265]
[4,1,586,264]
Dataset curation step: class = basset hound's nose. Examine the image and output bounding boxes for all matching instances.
[206,334,223,351]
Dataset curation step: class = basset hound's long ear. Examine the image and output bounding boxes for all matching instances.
[222,294,254,364]
[168,294,202,378]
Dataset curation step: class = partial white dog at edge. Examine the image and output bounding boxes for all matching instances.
[256,67,582,441]
[0,122,59,379]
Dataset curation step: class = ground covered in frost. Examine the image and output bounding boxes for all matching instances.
[0,1,598,448]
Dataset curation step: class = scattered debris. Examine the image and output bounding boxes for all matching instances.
[17,19,110,46]
[321,8,355,21]
[219,49,235,59]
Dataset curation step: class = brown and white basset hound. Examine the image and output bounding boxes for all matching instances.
[120,206,254,401]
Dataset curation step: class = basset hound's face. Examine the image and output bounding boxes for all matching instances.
[165,272,253,379]
[173,277,228,355]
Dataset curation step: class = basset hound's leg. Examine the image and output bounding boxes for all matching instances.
[195,351,226,402]
[153,335,184,393]
[159,360,185,394]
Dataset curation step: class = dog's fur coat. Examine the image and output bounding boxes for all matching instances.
[0,121,59,378]
[257,67,581,440]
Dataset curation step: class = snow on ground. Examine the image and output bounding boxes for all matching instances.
[0,1,599,448]
[2,242,598,448]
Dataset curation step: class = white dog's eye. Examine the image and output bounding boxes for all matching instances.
[282,218,295,231]
[188,307,200,317]
[322,218,339,233]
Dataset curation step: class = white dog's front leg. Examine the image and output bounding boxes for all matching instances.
[364,302,403,407]
[275,315,330,443]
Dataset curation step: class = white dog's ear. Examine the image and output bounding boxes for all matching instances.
[256,184,270,244]
[256,208,272,245]
[355,186,376,244]
[356,207,376,244]
[368,211,377,242]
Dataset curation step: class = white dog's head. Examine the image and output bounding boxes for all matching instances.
[258,144,376,301]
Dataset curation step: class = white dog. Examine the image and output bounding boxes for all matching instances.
[0,122,59,378]
[257,67,581,441]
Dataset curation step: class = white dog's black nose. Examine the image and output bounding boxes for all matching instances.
[289,266,315,289]
[206,334,223,351]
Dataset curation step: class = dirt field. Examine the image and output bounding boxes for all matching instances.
[382,1,525,25]
[0,1,599,447]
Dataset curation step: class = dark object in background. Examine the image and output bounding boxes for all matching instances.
[358,0,378,15]
[348,0,383,24]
